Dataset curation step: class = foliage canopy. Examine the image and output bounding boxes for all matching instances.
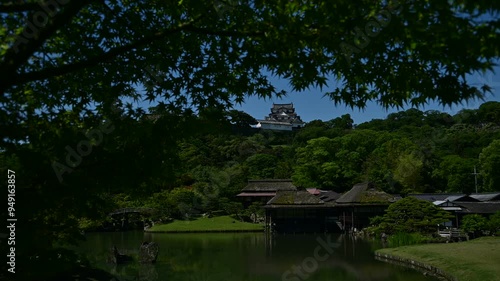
[373,197,453,234]
[1,0,500,142]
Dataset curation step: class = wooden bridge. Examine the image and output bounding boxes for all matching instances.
[109,207,157,216]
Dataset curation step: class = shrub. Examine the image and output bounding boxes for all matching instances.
[388,232,425,247]
[462,214,488,238]
[221,201,243,216]
[372,197,453,235]
[488,211,500,234]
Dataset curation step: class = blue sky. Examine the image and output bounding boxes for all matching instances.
[234,69,500,125]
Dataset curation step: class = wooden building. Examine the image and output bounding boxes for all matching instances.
[410,192,500,228]
[433,200,500,228]
[258,181,500,234]
[236,179,297,206]
[264,191,339,233]
[334,182,398,232]
[264,182,398,234]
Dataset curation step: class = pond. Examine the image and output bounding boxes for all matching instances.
[75,231,439,281]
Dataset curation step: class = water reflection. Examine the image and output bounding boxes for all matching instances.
[74,231,438,281]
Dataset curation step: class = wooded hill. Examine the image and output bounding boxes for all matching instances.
[3,101,500,250]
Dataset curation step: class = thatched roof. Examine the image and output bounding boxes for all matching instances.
[236,192,276,197]
[336,182,396,204]
[242,179,297,192]
[267,191,324,205]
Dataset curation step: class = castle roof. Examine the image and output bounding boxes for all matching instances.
[273,103,294,109]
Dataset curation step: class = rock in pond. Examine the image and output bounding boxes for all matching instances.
[108,246,133,264]
[139,242,159,264]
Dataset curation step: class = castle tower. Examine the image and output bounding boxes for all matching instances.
[256,103,305,131]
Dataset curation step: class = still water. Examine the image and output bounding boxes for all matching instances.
[75,231,438,281]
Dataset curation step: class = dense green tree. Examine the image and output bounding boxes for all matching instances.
[453,109,480,125]
[462,214,488,237]
[386,109,425,129]
[219,198,244,217]
[423,110,455,128]
[143,189,177,219]
[237,134,268,159]
[178,140,212,168]
[488,211,500,234]
[437,125,488,158]
[245,153,278,179]
[433,155,477,193]
[227,109,258,132]
[220,163,249,197]
[169,187,203,218]
[356,119,389,131]
[479,139,500,192]
[365,136,417,193]
[293,119,329,144]
[375,197,453,235]
[393,153,424,193]
[245,201,265,223]
[334,130,388,186]
[326,114,354,130]
[477,101,500,125]
[293,130,387,191]
[293,137,338,188]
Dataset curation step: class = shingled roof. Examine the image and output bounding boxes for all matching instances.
[336,182,397,204]
[242,179,297,192]
[470,193,500,202]
[407,193,462,202]
[445,195,480,202]
[455,202,500,214]
[408,193,500,202]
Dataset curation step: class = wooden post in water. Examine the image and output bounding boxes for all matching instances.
[343,210,346,232]
[265,209,268,232]
[351,208,354,233]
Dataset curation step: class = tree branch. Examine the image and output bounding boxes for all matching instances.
[0,2,40,13]
[184,25,323,41]
[8,18,200,86]
[0,0,95,92]
[184,26,266,38]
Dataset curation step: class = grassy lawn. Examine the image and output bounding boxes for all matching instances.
[376,237,500,281]
[146,215,264,232]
